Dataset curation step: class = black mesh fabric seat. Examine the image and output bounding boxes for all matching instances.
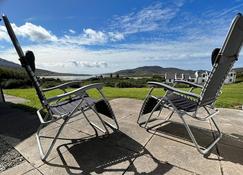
[50,96,97,116]
[166,93,198,112]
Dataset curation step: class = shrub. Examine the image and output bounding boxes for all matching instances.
[174,83,190,88]
[235,73,243,83]
[2,79,32,89]
[115,81,133,88]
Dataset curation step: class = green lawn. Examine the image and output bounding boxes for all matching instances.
[4,82,243,110]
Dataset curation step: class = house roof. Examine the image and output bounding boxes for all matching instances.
[189,73,196,78]
[175,73,183,79]
[184,74,190,79]
[198,71,210,76]
[165,73,175,79]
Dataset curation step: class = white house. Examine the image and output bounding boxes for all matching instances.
[224,70,236,84]
[164,70,236,85]
[196,71,209,84]
[165,73,176,83]
[188,73,197,82]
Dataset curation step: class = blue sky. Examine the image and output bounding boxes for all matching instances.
[0,0,243,74]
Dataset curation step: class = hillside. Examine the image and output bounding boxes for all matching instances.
[0,58,20,68]
[234,67,243,73]
[0,58,90,76]
[115,66,205,76]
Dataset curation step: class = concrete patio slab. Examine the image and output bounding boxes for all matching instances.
[15,124,89,168]
[145,130,222,175]
[4,94,29,104]
[110,98,142,119]
[217,143,243,175]
[1,98,243,174]
[0,103,40,146]
[23,169,43,175]
[0,161,34,175]
[125,154,194,175]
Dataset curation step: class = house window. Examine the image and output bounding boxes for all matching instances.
[202,79,205,83]
[230,79,232,82]
[203,74,205,77]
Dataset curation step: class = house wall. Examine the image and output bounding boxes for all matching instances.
[224,71,236,84]
[165,79,175,84]
[164,71,236,85]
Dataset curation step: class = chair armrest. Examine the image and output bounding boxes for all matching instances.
[147,81,200,98]
[174,80,203,89]
[42,81,82,92]
[47,83,103,103]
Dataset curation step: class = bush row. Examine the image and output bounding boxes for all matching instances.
[0,75,165,89]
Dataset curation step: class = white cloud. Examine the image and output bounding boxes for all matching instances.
[1,0,243,74]
[11,22,57,42]
[0,34,223,74]
[58,28,124,45]
[83,28,107,44]
[0,25,10,41]
[71,60,108,68]
[109,1,184,34]
[0,22,124,45]
[68,29,76,34]
[108,32,125,41]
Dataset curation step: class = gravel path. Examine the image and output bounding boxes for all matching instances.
[0,137,25,172]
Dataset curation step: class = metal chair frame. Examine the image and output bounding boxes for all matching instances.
[2,15,119,160]
[138,13,243,156]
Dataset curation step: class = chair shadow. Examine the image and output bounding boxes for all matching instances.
[148,120,243,165]
[45,131,174,175]
[0,102,40,146]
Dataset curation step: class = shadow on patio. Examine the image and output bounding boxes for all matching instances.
[149,121,243,165]
[43,131,173,174]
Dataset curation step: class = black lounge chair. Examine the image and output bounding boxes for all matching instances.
[2,15,119,160]
[138,13,243,156]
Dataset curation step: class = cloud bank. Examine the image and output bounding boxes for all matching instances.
[1,0,243,74]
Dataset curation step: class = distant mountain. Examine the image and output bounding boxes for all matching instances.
[0,58,90,76]
[114,66,206,76]
[234,67,243,73]
[0,58,20,68]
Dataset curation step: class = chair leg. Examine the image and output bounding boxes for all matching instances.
[36,118,69,161]
[179,114,222,156]
[89,106,110,134]
[82,107,109,134]
[81,110,98,135]
[36,107,109,161]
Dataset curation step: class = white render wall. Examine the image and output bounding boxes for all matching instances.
[164,70,236,85]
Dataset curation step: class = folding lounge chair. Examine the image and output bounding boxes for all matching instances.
[138,13,243,156]
[2,15,119,160]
